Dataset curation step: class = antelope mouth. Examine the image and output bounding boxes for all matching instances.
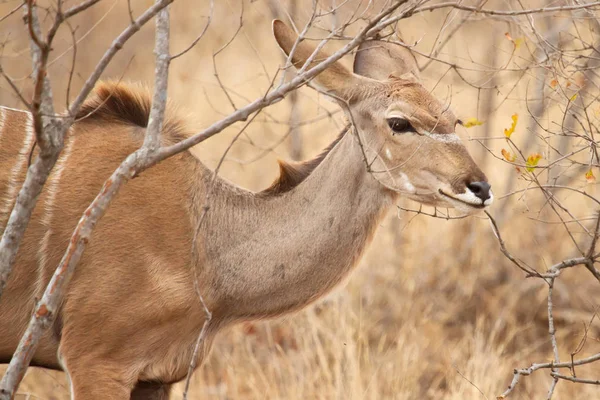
[438,189,489,209]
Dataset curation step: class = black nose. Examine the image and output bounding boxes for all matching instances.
[467,181,491,202]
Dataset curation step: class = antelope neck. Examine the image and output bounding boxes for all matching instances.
[198,131,397,320]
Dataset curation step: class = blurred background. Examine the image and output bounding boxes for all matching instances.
[1,0,599,398]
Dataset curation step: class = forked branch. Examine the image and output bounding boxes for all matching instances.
[0,0,174,299]
[0,2,173,399]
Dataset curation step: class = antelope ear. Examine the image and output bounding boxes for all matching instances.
[353,39,421,82]
[272,19,366,99]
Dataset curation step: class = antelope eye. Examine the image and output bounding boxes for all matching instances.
[387,117,415,134]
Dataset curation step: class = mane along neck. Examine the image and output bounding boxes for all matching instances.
[261,125,349,195]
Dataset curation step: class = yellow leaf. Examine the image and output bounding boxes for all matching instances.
[504,32,523,49]
[513,38,524,49]
[463,117,484,128]
[504,113,518,138]
[526,153,542,172]
[550,79,558,88]
[501,148,516,162]
[586,169,596,183]
[570,93,578,102]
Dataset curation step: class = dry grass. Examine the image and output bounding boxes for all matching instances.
[1,0,599,399]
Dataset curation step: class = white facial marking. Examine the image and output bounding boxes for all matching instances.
[438,185,493,215]
[385,147,392,160]
[398,172,416,193]
[484,191,494,206]
[454,188,483,205]
[422,131,462,144]
[386,102,413,118]
[386,111,408,119]
[453,187,494,207]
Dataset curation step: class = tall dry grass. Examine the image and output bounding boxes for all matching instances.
[1,0,599,399]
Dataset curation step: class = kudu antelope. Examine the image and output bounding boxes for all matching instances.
[0,21,492,399]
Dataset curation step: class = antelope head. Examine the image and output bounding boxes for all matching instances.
[273,21,493,214]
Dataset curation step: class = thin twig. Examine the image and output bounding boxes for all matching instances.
[0,1,175,397]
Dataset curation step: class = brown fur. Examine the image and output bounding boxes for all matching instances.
[262,125,348,195]
[75,81,190,145]
[0,20,490,400]
[75,81,154,126]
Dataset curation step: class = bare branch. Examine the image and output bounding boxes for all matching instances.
[550,372,600,385]
[499,352,600,398]
[0,0,62,300]
[68,0,174,117]
[170,0,214,61]
[143,5,171,152]
[413,1,600,17]
[62,0,101,20]
[485,211,537,276]
[0,2,174,396]
[0,0,173,301]
[0,1,23,24]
